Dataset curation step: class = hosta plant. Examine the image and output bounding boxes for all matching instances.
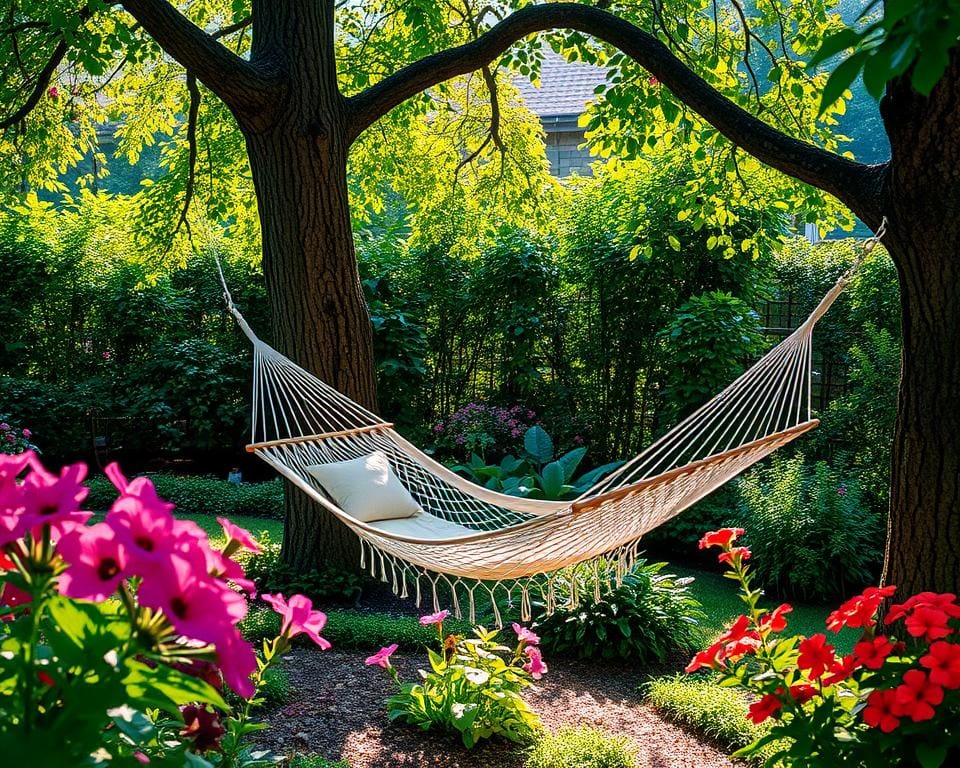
[687,527,960,768]
[0,451,330,767]
[366,610,546,748]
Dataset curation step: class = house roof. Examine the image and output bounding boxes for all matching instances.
[514,49,608,119]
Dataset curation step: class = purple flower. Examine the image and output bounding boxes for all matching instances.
[526,410,536,420]
[5,434,14,444]
[433,423,444,433]
[0,423,9,432]
[455,436,466,445]
[837,487,847,496]
[21,429,31,440]
[102,350,112,360]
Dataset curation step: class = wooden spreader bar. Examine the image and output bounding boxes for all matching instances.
[245,423,394,453]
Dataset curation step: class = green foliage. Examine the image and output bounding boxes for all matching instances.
[242,533,364,605]
[85,474,284,519]
[643,487,737,555]
[644,676,769,756]
[525,727,641,768]
[736,455,883,601]
[289,756,351,768]
[432,403,540,462]
[533,560,706,663]
[384,625,542,749]
[452,425,623,501]
[258,666,291,707]
[811,0,959,110]
[659,291,766,418]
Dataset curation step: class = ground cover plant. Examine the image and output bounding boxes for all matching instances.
[525,726,641,768]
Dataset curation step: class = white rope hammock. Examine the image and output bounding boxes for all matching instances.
[219,224,885,623]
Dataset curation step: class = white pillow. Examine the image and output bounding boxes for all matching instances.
[305,451,420,523]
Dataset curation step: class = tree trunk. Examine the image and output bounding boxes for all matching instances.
[243,0,376,572]
[879,63,960,596]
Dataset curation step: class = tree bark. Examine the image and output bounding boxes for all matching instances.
[879,62,960,596]
[242,0,376,572]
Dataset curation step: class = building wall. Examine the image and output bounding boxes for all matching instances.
[544,128,593,178]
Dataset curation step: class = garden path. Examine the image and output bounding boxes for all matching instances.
[256,648,737,768]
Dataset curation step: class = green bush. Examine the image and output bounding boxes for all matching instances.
[532,560,706,663]
[735,455,882,601]
[242,532,364,604]
[525,727,641,768]
[644,676,767,755]
[85,473,284,518]
[259,665,291,706]
[238,605,282,645]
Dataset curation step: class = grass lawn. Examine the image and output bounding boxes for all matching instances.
[176,512,284,545]
[671,563,858,654]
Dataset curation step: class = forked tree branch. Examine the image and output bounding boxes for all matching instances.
[347,2,884,222]
[121,0,277,116]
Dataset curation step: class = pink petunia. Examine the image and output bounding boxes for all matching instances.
[523,646,548,679]
[366,643,399,669]
[20,458,90,536]
[512,622,540,646]
[262,593,331,649]
[215,627,258,698]
[21,429,31,440]
[58,522,128,602]
[217,517,261,554]
[419,609,450,626]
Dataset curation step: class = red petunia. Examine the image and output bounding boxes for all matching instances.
[886,591,960,624]
[853,636,895,670]
[823,654,857,686]
[760,603,793,634]
[826,585,896,632]
[862,689,902,732]
[904,606,953,642]
[685,641,725,673]
[718,546,751,564]
[797,633,836,679]
[894,670,944,722]
[747,692,783,724]
[920,641,960,689]
[789,683,818,705]
[698,527,744,550]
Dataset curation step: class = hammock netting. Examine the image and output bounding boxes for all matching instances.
[219,233,879,624]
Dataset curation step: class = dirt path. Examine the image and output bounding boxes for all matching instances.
[256,648,737,768]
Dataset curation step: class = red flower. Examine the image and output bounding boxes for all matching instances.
[760,603,793,634]
[789,683,817,705]
[894,670,944,722]
[886,592,960,624]
[823,654,858,686]
[717,614,752,643]
[826,585,896,632]
[797,634,835,679]
[904,606,953,642]
[747,692,783,724]
[853,636,895,670]
[685,640,725,673]
[717,546,751,564]
[698,527,744,550]
[920,641,960,689]
[180,704,225,752]
[862,689,902,732]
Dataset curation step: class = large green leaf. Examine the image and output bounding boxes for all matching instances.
[523,425,554,464]
[555,446,587,483]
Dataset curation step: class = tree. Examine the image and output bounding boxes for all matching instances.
[1,1,956,596]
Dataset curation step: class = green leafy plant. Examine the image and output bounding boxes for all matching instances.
[0,417,38,455]
[525,726,641,768]
[289,756,351,768]
[533,560,706,663]
[368,613,545,748]
[452,425,623,501]
[736,455,882,601]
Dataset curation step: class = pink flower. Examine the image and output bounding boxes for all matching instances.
[102,350,112,360]
[523,646,548,679]
[366,643,398,669]
[133,751,150,765]
[105,494,178,574]
[58,522,128,601]
[5,433,14,444]
[419,609,450,626]
[19,457,90,535]
[215,627,257,698]
[217,517,260,554]
[138,555,247,645]
[262,593,331,648]
[21,429,31,440]
[512,622,540,646]
[837,487,847,496]
[47,86,59,99]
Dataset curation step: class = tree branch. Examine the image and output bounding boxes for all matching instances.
[0,8,90,131]
[171,72,200,242]
[120,1,277,117]
[346,2,883,222]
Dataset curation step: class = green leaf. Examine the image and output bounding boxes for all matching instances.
[523,425,554,464]
[555,446,587,483]
[818,51,867,114]
[916,743,947,768]
[540,461,566,499]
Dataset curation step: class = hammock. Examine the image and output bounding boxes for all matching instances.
[218,227,883,623]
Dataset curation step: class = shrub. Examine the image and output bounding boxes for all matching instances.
[533,560,706,663]
[242,532,364,604]
[644,676,767,754]
[525,727,641,768]
[85,473,284,518]
[432,402,540,461]
[259,665,291,706]
[368,614,545,748]
[735,455,882,601]
[0,416,38,455]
